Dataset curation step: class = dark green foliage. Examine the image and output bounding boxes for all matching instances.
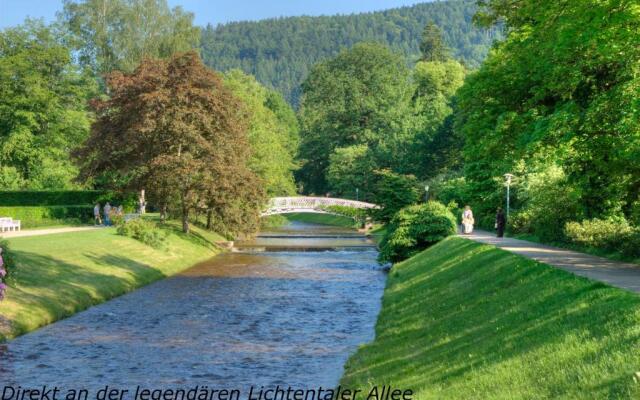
[117,218,167,249]
[201,0,502,105]
[565,218,640,259]
[372,170,421,223]
[379,201,457,262]
[419,22,449,62]
[0,206,93,228]
[456,0,640,236]
[0,191,107,206]
[297,43,413,194]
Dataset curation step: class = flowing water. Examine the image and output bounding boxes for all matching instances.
[0,222,385,391]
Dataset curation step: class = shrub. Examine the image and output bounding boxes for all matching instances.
[511,165,583,241]
[0,206,93,228]
[117,218,167,249]
[372,169,421,223]
[564,218,638,257]
[379,201,457,263]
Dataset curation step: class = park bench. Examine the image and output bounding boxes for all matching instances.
[0,217,21,232]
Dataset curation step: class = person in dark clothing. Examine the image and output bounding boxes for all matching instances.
[495,207,506,238]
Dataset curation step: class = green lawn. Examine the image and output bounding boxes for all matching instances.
[341,237,640,399]
[283,212,359,228]
[0,222,224,341]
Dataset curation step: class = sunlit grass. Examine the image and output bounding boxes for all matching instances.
[0,221,224,341]
[341,237,640,399]
[283,212,358,228]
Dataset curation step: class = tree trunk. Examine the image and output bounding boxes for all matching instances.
[206,208,213,230]
[181,196,190,234]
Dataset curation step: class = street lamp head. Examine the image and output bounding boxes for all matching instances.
[425,185,429,192]
[504,173,514,185]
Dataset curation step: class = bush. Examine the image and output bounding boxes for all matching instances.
[379,201,457,263]
[117,218,167,249]
[564,218,639,257]
[372,169,421,223]
[511,165,583,241]
[0,191,108,206]
[0,206,93,228]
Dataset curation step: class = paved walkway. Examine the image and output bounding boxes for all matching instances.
[0,226,102,239]
[461,230,640,293]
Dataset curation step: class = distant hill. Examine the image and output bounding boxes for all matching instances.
[200,0,502,106]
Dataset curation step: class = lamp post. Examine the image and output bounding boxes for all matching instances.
[356,187,359,202]
[424,185,430,202]
[504,173,514,220]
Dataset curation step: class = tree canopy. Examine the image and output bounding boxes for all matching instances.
[455,0,640,236]
[0,20,96,189]
[223,69,299,196]
[75,52,264,234]
[201,0,501,105]
[59,0,200,76]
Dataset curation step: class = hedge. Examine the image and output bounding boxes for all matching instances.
[0,191,108,207]
[0,206,94,228]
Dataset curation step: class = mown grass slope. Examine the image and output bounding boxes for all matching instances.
[341,237,640,399]
[0,222,224,341]
[283,212,358,228]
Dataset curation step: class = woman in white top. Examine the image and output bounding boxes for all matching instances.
[462,205,474,234]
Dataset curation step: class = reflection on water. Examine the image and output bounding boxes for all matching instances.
[0,222,385,390]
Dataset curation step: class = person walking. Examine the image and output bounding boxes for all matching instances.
[103,202,112,226]
[93,203,102,226]
[462,205,474,234]
[496,207,506,238]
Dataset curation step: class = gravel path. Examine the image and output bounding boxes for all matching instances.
[461,230,640,293]
[0,226,102,239]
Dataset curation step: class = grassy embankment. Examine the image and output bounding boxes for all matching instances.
[342,236,640,399]
[0,222,224,341]
[513,232,640,266]
[267,212,360,228]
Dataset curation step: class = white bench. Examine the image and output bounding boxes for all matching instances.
[0,217,21,232]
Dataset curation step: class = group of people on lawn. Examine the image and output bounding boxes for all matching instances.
[460,205,507,238]
[93,202,124,226]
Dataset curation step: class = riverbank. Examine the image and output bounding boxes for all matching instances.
[0,222,224,341]
[341,236,640,398]
[265,213,359,229]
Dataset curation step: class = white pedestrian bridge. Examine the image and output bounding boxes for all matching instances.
[261,196,379,216]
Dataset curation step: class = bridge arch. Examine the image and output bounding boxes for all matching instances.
[261,196,379,217]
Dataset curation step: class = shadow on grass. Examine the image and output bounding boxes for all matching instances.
[2,250,169,341]
[342,238,640,397]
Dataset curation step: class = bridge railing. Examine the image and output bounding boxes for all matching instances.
[262,196,378,216]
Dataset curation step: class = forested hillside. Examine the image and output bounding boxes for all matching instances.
[200,0,501,105]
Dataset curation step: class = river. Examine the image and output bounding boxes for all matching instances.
[0,221,386,391]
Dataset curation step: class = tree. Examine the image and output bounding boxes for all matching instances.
[200,0,501,105]
[372,169,421,223]
[297,43,414,194]
[75,52,263,234]
[419,22,449,62]
[59,0,200,76]
[222,70,298,196]
[410,59,466,179]
[326,145,377,200]
[456,0,640,229]
[0,20,96,189]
